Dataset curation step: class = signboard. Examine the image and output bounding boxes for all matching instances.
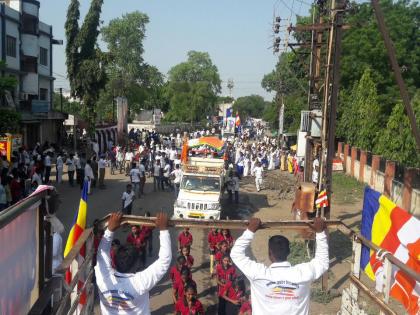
[32,100,50,113]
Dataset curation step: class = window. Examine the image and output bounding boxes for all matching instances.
[22,13,38,35]
[39,88,48,101]
[6,36,16,58]
[40,47,48,66]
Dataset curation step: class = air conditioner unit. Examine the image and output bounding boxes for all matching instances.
[300,110,322,137]
[310,110,322,137]
[300,111,311,132]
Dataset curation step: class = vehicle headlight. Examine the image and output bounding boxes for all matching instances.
[175,200,187,208]
[207,203,220,210]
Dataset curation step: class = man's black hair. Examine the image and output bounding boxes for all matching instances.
[232,277,246,292]
[268,235,290,262]
[114,245,137,273]
[177,255,187,264]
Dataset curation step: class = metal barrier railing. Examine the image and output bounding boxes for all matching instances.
[30,215,419,314]
[53,228,95,315]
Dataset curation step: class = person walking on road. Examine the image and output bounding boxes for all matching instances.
[95,212,172,315]
[153,159,163,192]
[122,184,135,215]
[253,162,263,192]
[171,164,182,197]
[66,154,75,187]
[231,217,329,315]
[98,155,107,189]
[56,152,64,184]
[130,163,141,198]
[84,160,94,194]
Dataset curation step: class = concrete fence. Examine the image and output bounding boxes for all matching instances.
[337,142,420,217]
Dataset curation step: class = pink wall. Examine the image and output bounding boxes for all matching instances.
[336,142,420,217]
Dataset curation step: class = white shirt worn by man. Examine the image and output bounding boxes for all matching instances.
[95,228,171,315]
[231,230,329,315]
[84,164,94,180]
[56,156,64,169]
[312,158,319,184]
[130,168,141,183]
[44,155,51,167]
[99,158,107,169]
[171,169,182,184]
[138,164,146,177]
[122,191,135,209]
[254,166,263,179]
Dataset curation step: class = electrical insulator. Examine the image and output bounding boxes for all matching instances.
[274,24,280,34]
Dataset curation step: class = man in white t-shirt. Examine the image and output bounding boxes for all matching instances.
[122,184,135,215]
[254,162,264,192]
[95,212,171,315]
[153,159,163,192]
[44,153,52,184]
[84,160,94,194]
[125,150,134,175]
[130,163,141,198]
[231,217,328,315]
[312,158,319,185]
[170,164,182,197]
[56,153,64,184]
[98,155,107,188]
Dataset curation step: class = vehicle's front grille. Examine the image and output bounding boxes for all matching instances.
[187,202,208,210]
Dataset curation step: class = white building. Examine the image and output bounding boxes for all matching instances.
[0,0,65,147]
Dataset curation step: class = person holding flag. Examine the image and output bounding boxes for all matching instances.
[95,212,172,314]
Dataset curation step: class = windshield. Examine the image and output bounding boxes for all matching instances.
[180,175,220,192]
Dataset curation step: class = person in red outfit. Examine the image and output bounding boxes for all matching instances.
[172,267,196,304]
[239,293,252,315]
[181,245,194,268]
[215,240,230,266]
[178,227,193,251]
[175,283,204,315]
[218,228,234,249]
[170,256,187,286]
[126,225,147,269]
[208,228,219,273]
[222,277,246,314]
[216,254,237,315]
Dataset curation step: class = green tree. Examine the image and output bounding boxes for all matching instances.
[232,95,269,120]
[65,0,106,131]
[375,93,420,167]
[166,51,221,122]
[341,0,420,115]
[99,12,167,119]
[337,68,381,151]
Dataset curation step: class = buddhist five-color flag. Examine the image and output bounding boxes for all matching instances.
[235,112,241,127]
[360,187,420,314]
[64,180,88,304]
[315,190,329,208]
[64,181,88,257]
